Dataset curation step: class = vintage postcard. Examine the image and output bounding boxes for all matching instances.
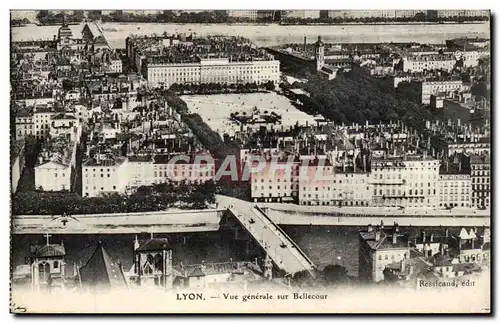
[9,9,491,314]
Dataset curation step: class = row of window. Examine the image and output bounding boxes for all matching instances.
[440,196,468,202]
[374,188,436,196]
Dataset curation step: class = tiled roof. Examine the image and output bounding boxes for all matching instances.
[52,113,76,120]
[83,154,126,167]
[30,244,66,258]
[359,229,409,250]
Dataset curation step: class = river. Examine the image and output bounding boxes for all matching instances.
[11,22,490,49]
[12,225,467,277]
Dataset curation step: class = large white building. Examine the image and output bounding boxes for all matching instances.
[35,138,77,192]
[401,55,457,73]
[227,10,258,21]
[395,10,425,18]
[84,153,216,196]
[145,58,280,88]
[282,10,320,19]
[328,10,396,19]
[409,79,465,105]
[82,154,129,197]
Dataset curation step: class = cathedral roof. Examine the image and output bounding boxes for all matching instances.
[79,244,127,289]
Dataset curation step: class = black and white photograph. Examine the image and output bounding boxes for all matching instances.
[8,7,491,314]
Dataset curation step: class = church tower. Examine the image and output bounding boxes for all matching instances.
[133,237,173,290]
[315,35,325,71]
[30,234,66,292]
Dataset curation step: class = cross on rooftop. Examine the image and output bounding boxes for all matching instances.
[44,233,52,246]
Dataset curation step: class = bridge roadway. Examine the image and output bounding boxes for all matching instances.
[217,195,317,278]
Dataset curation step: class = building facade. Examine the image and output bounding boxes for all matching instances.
[359,224,410,283]
[401,55,457,73]
[371,157,439,208]
[144,58,280,88]
[438,173,471,208]
[470,154,490,209]
[82,154,129,197]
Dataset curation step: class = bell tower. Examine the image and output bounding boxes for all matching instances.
[133,237,173,290]
[315,35,325,71]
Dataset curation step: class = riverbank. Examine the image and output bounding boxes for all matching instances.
[12,209,223,234]
[268,210,490,227]
[12,206,490,234]
[280,21,487,26]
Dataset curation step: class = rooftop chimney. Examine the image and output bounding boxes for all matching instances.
[367,224,373,232]
[375,231,381,241]
[430,233,434,243]
[392,233,397,244]
[421,230,426,243]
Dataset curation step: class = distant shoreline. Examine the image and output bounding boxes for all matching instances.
[19,21,488,28]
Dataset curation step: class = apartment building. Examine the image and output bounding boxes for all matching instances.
[371,156,440,208]
[438,173,471,208]
[401,55,457,73]
[359,223,410,283]
[470,154,490,209]
[82,154,129,197]
[49,113,82,142]
[409,79,464,104]
[251,159,300,203]
[15,108,34,141]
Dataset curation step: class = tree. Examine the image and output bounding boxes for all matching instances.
[291,270,316,287]
[87,10,102,21]
[264,80,275,91]
[321,264,349,285]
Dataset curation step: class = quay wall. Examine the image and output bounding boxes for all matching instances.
[12,206,490,234]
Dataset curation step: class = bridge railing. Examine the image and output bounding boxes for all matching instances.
[253,205,317,272]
